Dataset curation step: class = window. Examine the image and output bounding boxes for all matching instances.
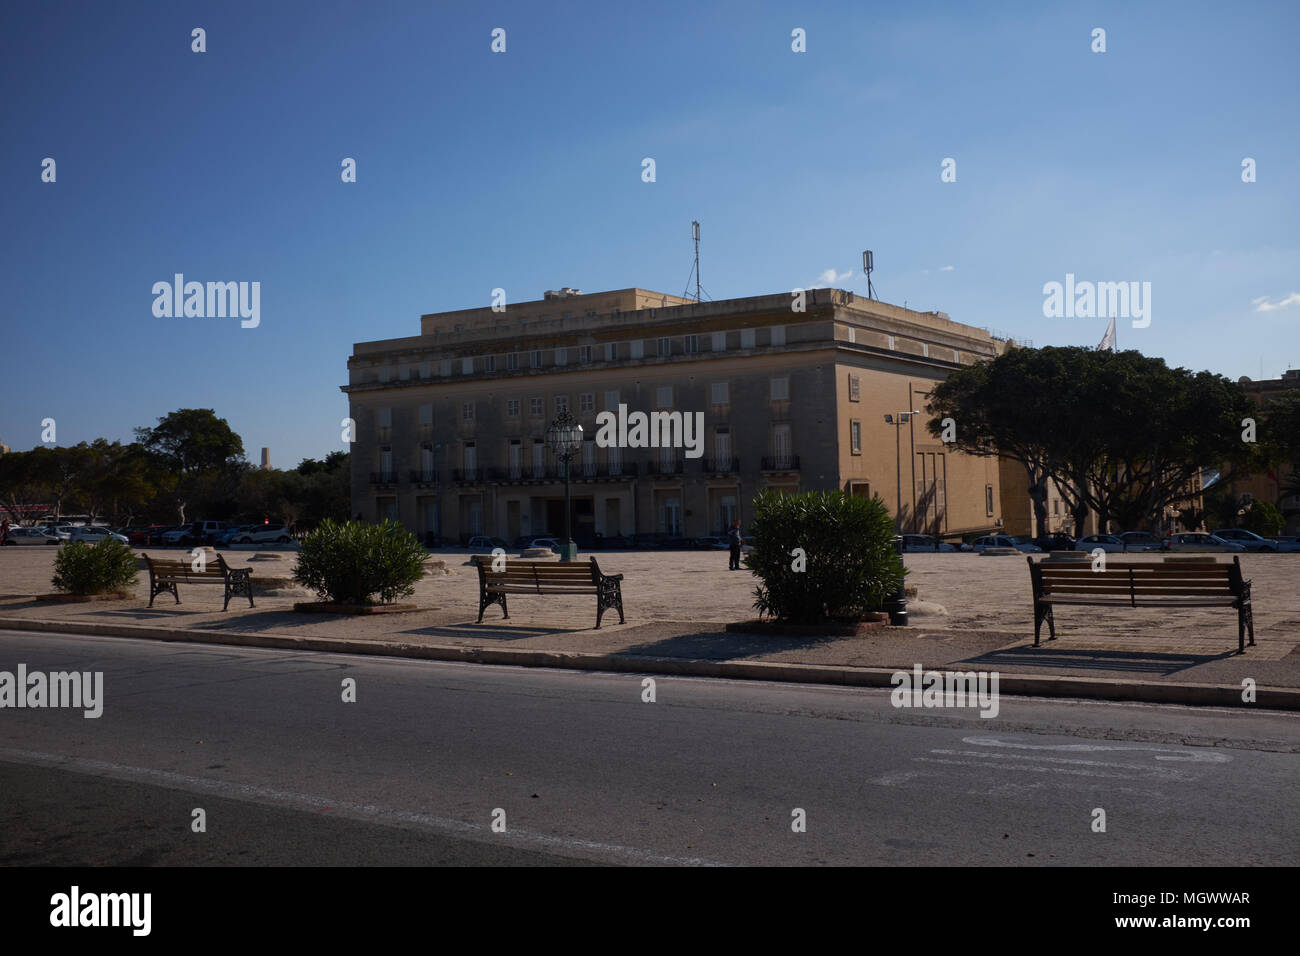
[555,347,568,366]
[711,382,729,405]
[399,364,410,380]
[684,335,698,353]
[462,401,475,422]
[630,340,644,359]
[531,350,543,369]
[604,343,616,361]
[440,359,452,376]
[529,397,543,417]
[532,440,545,477]
[849,375,860,402]
[484,355,496,372]
[604,390,619,411]
[461,357,473,374]
[986,485,995,516]
[954,349,961,363]
[379,366,391,383]
[507,399,520,417]
[656,386,673,408]
[418,403,433,425]
[922,343,929,357]
[555,395,569,414]
[850,420,861,454]
[887,334,896,350]
[1053,500,1061,516]
[580,392,594,412]
[741,329,756,349]
[714,426,731,463]
[420,361,431,378]
[712,331,726,351]
[582,439,597,476]
[770,326,786,347]
[378,407,393,428]
[508,440,522,478]
[580,345,592,363]
[506,353,519,371]
[658,337,671,357]
[770,376,789,401]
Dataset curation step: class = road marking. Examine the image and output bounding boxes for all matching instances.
[962,735,1232,762]
[0,745,725,867]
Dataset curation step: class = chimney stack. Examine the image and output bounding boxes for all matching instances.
[261,447,270,470]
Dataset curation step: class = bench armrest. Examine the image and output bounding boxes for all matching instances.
[604,573,624,582]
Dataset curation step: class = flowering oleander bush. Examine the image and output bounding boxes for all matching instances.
[293,518,428,605]
[746,490,904,624]
[51,539,139,595]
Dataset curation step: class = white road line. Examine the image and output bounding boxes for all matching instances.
[0,745,726,867]
[962,735,1232,762]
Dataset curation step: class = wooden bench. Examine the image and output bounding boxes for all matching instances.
[143,552,255,611]
[476,556,625,628]
[1027,556,1255,653]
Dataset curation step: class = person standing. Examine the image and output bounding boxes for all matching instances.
[727,519,742,571]
[0,517,9,546]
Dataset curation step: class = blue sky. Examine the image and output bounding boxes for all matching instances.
[2,0,1296,467]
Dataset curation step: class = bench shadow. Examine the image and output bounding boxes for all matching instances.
[959,645,1238,676]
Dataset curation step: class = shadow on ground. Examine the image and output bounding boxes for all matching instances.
[959,644,1238,676]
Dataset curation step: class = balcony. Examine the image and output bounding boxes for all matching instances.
[453,468,486,483]
[701,457,740,475]
[645,457,686,476]
[409,469,437,487]
[370,471,398,486]
[376,427,392,443]
[761,455,800,471]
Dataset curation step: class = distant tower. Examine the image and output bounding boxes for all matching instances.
[260,447,271,471]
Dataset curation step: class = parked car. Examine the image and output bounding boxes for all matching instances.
[66,526,129,545]
[230,524,294,545]
[1117,531,1163,552]
[214,525,255,546]
[467,535,510,551]
[2,527,61,545]
[1272,535,1300,553]
[526,537,563,553]
[41,526,74,542]
[1211,528,1278,552]
[1166,532,1246,552]
[1031,533,1076,552]
[901,533,957,553]
[1075,534,1128,554]
[160,526,193,546]
[694,535,726,549]
[967,535,1041,553]
[121,526,166,545]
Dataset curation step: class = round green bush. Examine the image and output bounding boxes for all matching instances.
[51,539,139,595]
[293,518,428,605]
[1240,499,1285,537]
[745,489,905,624]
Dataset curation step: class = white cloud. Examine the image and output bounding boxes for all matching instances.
[1253,292,1300,312]
[940,265,955,272]
[816,268,854,285]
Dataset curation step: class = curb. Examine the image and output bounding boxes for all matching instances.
[1,616,1297,711]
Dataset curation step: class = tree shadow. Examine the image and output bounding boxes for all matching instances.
[619,626,838,661]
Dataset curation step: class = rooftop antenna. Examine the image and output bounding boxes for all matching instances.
[683,220,709,302]
[862,250,876,300]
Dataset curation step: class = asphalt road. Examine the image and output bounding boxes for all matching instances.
[1,629,1296,866]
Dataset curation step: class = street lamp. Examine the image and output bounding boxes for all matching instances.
[545,410,583,562]
[883,410,921,531]
[883,408,920,628]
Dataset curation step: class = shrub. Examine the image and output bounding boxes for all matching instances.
[745,490,905,624]
[1240,499,1285,537]
[293,518,428,605]
[51,539,139,595]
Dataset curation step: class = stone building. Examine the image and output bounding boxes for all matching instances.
[341,287,1014,544]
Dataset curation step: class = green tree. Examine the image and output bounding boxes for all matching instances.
[134,409,245,524]
[1240,499,1285,537]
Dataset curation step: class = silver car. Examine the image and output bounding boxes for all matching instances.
[2,527,61,545]
[1210,528,1278,552]
[1075,534,1127,554]
[66,526,130,545]
[1166,532,1246,553]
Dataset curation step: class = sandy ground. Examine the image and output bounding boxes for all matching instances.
[2,544,1297,685]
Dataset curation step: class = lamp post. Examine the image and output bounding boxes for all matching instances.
[883,409,920,627]
[883,410,921,531]
[545,410,583,562]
